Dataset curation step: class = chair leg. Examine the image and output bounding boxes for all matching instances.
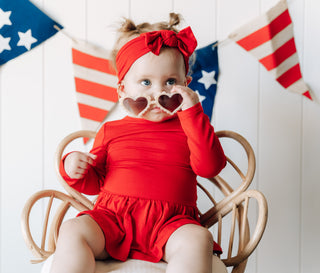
[230,259,247,273]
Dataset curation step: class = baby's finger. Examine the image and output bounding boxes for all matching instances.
[171,85,199,110]
[172,85,195,97]
[85,153,97,165]
[76,160,90,170]
[78,152,96,165]
[76,165,89,175]
[71,172,86,180]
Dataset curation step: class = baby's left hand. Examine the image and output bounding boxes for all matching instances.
[171,85,199,111]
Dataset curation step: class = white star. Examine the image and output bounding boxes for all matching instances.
[195,90,206,103]
[0,34,11,53]
[17,29,37,50]
[0,8,12,29]
[198,70,217,90]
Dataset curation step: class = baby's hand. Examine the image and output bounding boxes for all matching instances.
[64,152,97,179]
[171,85,199,111]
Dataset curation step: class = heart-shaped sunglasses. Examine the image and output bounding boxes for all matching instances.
[119,92,183,117]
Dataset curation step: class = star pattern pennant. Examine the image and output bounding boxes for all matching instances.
[189,42,219,121]
[0,0,63,65]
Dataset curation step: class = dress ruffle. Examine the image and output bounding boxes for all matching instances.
[78,191,222,262]
[78,191,202,262]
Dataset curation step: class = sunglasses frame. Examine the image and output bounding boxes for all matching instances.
[119,91,183,117]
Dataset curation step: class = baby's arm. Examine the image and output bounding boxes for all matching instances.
[60,125,108,195]
[64,152,97,179]
[177,102,226,178]
[60,151,102,195]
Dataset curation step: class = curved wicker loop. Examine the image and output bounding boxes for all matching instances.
[54,130,97,210]
[200,188,267,268]
[200,130,256,227]
[221,190,268,266]
[215,130,256,194]
[21,190,88,263]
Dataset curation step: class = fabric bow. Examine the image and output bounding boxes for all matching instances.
[142,27,197,58]
[116,26,198,82]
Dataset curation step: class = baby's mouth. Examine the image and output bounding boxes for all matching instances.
[151,106,163,112]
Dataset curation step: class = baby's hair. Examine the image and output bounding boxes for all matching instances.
[111,13,183,69]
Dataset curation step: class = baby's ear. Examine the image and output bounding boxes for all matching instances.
[186,76,192,86]
[117,82,126,97]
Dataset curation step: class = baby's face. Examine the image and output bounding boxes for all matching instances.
[119,48,186,122]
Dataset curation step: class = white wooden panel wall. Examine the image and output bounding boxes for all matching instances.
[0,0,319,273]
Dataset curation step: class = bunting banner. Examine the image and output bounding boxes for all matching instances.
[0,0,63,65]
[189,42,219,121]
[72,40,118,143]
[228,0,312,100]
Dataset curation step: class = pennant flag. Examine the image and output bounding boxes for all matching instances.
[72,41,118,143]
[228,0,312,100]
[189,42,219,120]
[0,0,62,65]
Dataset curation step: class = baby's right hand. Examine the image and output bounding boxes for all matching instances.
[64,152,97,179]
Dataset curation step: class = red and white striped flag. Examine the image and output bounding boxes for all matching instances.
[72,41,118,142]
[229,0,312,100]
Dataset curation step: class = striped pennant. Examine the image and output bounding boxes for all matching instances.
[72,41,118,142]
[229,0,312,100]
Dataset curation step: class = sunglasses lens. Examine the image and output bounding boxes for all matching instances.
[122,97,149,116]
[158,93,183,112]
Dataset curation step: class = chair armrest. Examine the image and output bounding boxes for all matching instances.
[196,130,268,271]
[21,190,88,263]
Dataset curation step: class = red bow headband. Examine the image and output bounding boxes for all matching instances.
[115,26,197,82]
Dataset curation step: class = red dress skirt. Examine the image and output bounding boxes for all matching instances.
[78,191,205,262]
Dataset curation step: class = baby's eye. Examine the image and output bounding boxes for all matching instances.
[141,79,151,86]
[166,78,176,85]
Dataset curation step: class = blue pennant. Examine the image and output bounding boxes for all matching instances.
[0,0,63,65]
[189,42,219,121]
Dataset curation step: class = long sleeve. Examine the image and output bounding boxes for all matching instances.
[59,126,108,195]
[177,103,226,178]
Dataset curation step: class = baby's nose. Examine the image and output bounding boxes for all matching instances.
[156,84,173,94]
[149,87,166,98]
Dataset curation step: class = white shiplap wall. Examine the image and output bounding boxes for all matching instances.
[0,0,319,273]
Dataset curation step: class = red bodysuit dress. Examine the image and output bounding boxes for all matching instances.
[60,103,226,262]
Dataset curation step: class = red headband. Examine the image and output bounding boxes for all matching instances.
[115,26,197,82]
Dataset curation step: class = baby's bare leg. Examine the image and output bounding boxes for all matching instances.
[163,224,213,273]
[50,215,108,273]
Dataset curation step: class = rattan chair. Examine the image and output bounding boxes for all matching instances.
[21,130,268,273]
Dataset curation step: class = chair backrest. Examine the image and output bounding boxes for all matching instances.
[21,130,268,273]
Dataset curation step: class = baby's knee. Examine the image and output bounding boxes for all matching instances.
[164,225,214,263]
[170,224,214,251]
[212,255,228,273]
[191,226,214,248]
[57,217,86,240]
